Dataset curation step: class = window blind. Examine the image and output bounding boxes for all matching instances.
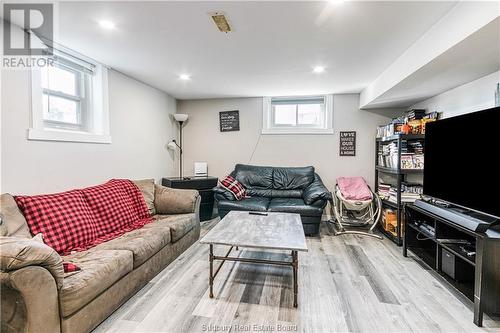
[271,96,325,105]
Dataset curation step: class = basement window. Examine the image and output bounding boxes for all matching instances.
[262,95,333,134]
[41,60,90,131]
[29,47,111,144]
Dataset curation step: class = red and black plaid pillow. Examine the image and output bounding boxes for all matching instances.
[118,179,151,220]
[15,190,98,255]
[220,175,246,201]
[82,179,147,238]
[63,262,81,273]
[15,180,152,255]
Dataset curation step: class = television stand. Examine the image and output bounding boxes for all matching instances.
[404,202,500,327]
[446,207,499,233]
[414,200,497,233]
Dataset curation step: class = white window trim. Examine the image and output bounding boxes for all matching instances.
[29,47,111,144]
[262,94,334,135]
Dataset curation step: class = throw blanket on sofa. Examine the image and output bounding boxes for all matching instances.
[15,179,152,255]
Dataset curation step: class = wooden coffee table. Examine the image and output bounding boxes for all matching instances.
[200,210,308,307]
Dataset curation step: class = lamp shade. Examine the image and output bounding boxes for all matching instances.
[166,141,177,150]
[173,114,188,122]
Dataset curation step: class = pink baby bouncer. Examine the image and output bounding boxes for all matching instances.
[329,177,383,239]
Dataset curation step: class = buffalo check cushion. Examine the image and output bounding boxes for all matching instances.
[63,262,81,273]
[15,179,152,255]
[82,179,138,237]
[220,175,246,201]
[15,190,98,255]
[119,179,153,219]
[81,179,151,239]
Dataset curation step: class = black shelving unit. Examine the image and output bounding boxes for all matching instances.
[375,134,425,245]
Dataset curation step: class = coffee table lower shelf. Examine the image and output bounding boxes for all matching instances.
[208,244,299,307]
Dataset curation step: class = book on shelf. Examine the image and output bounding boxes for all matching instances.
[378,182,422,204]
[375,109,435,138]
[376,122,405,138]
[401,182,423,194]
[400,154,424,169]
[377,139,424,169]
[401,154,413,169]
[413,155,424,169]
[387,194,421,203]
[407,109,426,121]
[378,183,391,198]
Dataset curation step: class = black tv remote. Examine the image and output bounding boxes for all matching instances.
[249,212,268,216]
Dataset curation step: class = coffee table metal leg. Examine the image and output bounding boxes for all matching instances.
[292,250,298,307]
[209,244,214,298]
[208,244,299,305]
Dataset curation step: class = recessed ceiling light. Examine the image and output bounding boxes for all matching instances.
[329,0,345,5]
[179,74,191,81]
[98,20,115,30]
[313,66,325,73]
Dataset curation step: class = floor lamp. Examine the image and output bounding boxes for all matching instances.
[167,114,189,178]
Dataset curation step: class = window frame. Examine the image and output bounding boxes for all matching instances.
[41,61,87,131]
[262,95,334,135]
[29,45,111,144]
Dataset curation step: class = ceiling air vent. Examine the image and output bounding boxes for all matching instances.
[210,12,231,33]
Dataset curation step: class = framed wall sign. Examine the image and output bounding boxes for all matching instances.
[339,131,356,156]
[219,110,240,132]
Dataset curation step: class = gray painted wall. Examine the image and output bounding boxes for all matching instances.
[178,94,392,190]
[1,69,178,194]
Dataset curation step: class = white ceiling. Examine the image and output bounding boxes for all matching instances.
[53,1,457,100]
[363,17,500,109]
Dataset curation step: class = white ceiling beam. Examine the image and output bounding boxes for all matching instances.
[359,1,500,109]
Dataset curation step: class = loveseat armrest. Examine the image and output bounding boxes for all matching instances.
[303,174,332,206]
[213,186,235,201]
[0,236,64,289]
[154,185,200,215]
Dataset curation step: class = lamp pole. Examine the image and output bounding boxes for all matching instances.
[172,113,188,179]
[178,121,184,179]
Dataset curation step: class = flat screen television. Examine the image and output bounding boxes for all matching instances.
[424,106,500,219]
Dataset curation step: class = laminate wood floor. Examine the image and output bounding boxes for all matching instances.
[94,219,500,333]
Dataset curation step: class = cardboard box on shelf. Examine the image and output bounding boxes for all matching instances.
[383,209,398,236]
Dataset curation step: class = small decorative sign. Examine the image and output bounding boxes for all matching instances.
[340,131,356,156]
[219,110,240,132]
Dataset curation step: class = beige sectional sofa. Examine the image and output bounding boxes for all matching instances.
[0,179,201,333]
